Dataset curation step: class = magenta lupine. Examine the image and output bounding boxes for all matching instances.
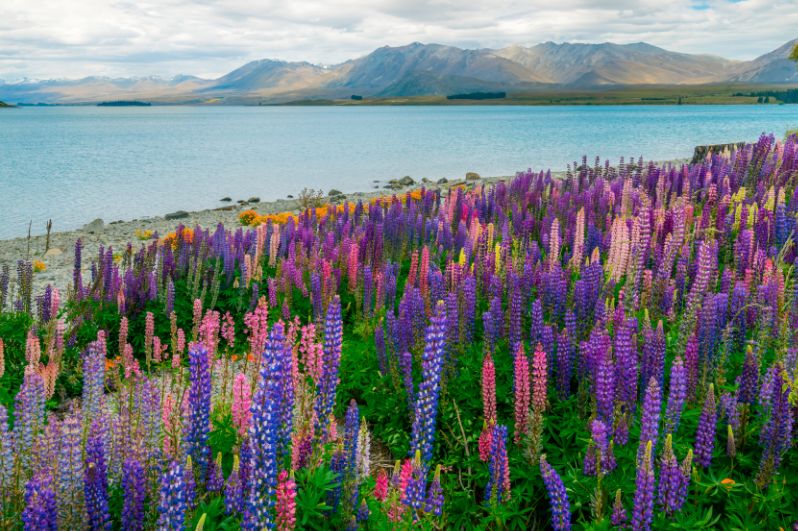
[540,455,571,531]
[482,353,497,425]
[632,441,655,531]
[694,384,717,468]
[410,301,446,465]
[513,344,530,444]
[275,470,297,531]
[532,343,548,412]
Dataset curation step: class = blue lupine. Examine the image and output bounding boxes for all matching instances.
[185,343,212,482]
[22,472,58,531]
[540,455,571,531]
[122,458,146,531]
[157,460,189,530]
[84,422,111,530]
[410,301,447,465]
[315,296,343,441]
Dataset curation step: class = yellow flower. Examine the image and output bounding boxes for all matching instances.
[134,228,154,240]
[32,260,46,273]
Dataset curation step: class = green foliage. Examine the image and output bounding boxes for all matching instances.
[294,465,338,529]
[0,312,33,410]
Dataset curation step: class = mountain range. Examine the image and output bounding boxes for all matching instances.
[2,38,796,104]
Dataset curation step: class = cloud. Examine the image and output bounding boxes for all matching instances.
[1,0,796,80]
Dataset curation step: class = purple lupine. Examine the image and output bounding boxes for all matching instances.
[583,418,615,476]
[57,414,83,524]
[425,465,444,516]
[244,323,285,529]
[756,366,793,486]
[614,320,638,410]
[207,454,224,494]
[540,455,571,531]
[315,296,343,441]
[657,434,691,516]
[13,371,46,471]
[225,456,244,515]
[400,350,414,413]
[595,349,615,424]
[375,326,387,374]
[344,400,360,477]
[557,328,571,398]
[73,239,83,298]
[632,441,655,531]
[694,384,717,468]
[186,343,212,481]
[410,301,447,465]
[22,471,58,530]
[82,341,106,425]
[611,489,628,528]
[279,340,294,461]
[638,377,661,461]
[122,458,146,531]
[663,356,687,435]
[157,460,189,530]
[737,347,758,405]
[0,406,12,491]
[84,422,111,530]
[485,424,510,505]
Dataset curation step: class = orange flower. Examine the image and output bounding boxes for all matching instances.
[32,260,46,273]
[720,478,735,489]
[239,209,261,226]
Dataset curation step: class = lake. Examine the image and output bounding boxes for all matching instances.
[2,105,797,239]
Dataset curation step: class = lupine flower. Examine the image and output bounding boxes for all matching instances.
[425,465,444,516]
[482,353,497,425]
[22,471,58,531]
[657,434,690,516]
[584,418,615,476]
[540,455,571,531]
[513,344,530,444]
[611,489,628,528]
[632,441,655,531]
[207,453,225,494]
[532,342,548,412]
[485,424,510,504]
[225,454,244,515]
[276,470,297,531]
[157,460,189,530]
[756,366,793,486]
[185,343,212,481]
[121,458,146,531]
[694,384,717,468]
[409,301,446,465]
[84,423,110,530]
[638,377,661,462]
[315,296,343,441]
[232,372,253,436]
[245,323,286,529]
[663,356,687,434]
[374,469,389,501]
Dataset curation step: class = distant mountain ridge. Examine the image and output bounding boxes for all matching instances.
[1,38,796,104]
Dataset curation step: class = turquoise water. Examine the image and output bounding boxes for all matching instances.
[2,105,798,239]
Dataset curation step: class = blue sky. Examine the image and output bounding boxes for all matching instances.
[1,0,796,80]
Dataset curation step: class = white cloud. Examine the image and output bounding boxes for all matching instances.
[0,0,796,80]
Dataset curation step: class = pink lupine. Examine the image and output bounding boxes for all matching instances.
[275,470,297,531]
[347,244,359,292]
[244,298,269,357]
[532,343,548,412]
[419,246,430,301]
[172,328,185,368]
[51,288,60,318]
[482,354,497,425]
[152,336,163,363]
[221,311,236,349]
[118,316,128,359]
[374,469,389,501]
[513,344,531,444]
[478,423,493,462]
[300,324,323,384]
[26,329,41,367]
[0,338,4,379]
[192,298,203,340]
[232,372,252,436]
[144,312,154,361]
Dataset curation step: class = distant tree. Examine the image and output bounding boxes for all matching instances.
[791,43,798,63]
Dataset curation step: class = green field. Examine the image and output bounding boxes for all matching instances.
[280,84,798,106]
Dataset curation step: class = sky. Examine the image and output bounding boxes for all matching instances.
[1,0,797,81]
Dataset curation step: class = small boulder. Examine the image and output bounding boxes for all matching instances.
[220,197,232,202]
[398,175,415,186]
[82,218,105,234]
[465,172,480,181]
[165,210,189,220]
[247,197,260,203]
[287,194,294,199]
[437,178,448,185]
[328,189,343,197]
[44,247,63,257]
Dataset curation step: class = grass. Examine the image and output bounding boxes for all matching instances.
[275,83,798,106]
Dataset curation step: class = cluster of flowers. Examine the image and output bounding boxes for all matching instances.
[1,133,797,528]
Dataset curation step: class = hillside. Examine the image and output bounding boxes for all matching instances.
[1,38,796,104]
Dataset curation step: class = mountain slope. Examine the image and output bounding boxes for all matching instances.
[726,38,798,83]
[1,38,796,104]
